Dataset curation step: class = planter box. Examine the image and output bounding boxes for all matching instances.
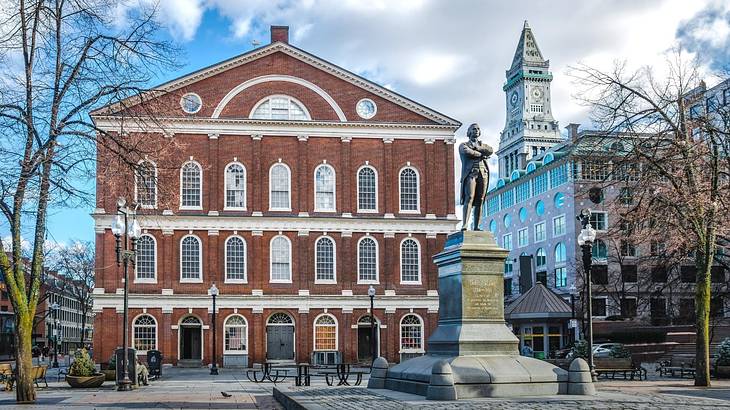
[66,374,105,388]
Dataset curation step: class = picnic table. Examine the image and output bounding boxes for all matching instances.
[245,362,292,383]
[246,362,367,386]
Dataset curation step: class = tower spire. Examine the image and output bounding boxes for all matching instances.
[509,20,546,73]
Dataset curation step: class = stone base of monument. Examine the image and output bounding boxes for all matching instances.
[370,231,594,400]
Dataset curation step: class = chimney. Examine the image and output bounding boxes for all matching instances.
[566,123,580,141]
[271,25,289,44]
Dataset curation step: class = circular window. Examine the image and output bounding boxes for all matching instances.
[554,192,565,209]
[489,219,497,233]
[535,200,545,216]
[503,214,512,229]
[356,98,377,119]
[180,93,202,114]
[519,207,528,223]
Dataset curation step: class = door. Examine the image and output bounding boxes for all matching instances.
[358,327,372,362]
[181,326,202,360]
[266,326,294,360]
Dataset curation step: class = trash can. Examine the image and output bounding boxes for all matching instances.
[114,348,137,386]
[147,350,162,379]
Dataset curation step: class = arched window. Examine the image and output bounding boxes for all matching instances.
[554,242,566,264]
[400,238,421,284]
[400,314,423,352]
[315,236,335,283]
[251,95,310,120]
[399,167,419,212]
[314,164,336,212]
[270,235,291,283]
[269,163,291,210]
[135,235,156,282]
[225,236,246,283]
[593,239,608,259]
[314,314,337,351]
[535,247,546,269]
[180,235,202,282]
[180,161,202,209]
[133,315,157,352]
[357,166,377,212]
[358,237,378,283]
[224,315,248,353]
[135,160,157,208]
[268,312,293,324]
[225,163,246,210]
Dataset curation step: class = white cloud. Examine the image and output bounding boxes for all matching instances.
[408,52,466,86]
[159,0,205,41]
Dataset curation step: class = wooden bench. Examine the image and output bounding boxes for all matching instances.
[31,365,48,388]
[595,358,646,380]
[0,363,14,391]
[658,356,695,378]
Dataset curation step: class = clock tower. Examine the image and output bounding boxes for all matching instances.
[497,21,563,179]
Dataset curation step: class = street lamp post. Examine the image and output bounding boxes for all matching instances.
[368,285,376,364]
[577,208,597,381]
[111,197,141,391]
[209,283,219,375]
[50,302,59,368]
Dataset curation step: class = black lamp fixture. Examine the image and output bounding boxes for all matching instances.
[577,208,597,381]
[209,283,219,375]
[368,285,376,364]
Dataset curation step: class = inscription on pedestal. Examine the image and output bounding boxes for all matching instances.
[462,274,503,319]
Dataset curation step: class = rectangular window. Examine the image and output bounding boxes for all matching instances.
[679,298,695,323]
[681,266,696,283]
[689,104,702,119]
[537,270,548,286]
[504,278,513,296]
[619,187,634,205]
[620,240,636,257]
[651,298,667,320]
[589,212,607,231]
[651,266,668,283]
[550,163,569,188]
[534,221,546,242]
[581,161,611,181]
[650,241,666,256]
[502,233,512,251]
[504,261,513,276]
[314,324,336,351]
[554,267,567,288]
[592,298,607,317]
[621,298,637,318]
[530,104,544,113]
[552,215,566,237]
[707,96,719,113]
[711,266,726,283]
[500,189,514,209]
[621,265,637,283]
[515,182,530,203]
[592,265,608,285]
[517,228,529,248]
[487,196,500,216]
[533,173,548,196]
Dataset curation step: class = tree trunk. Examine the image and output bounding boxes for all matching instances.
[79,312,87,345]
[14,314,36,403]
[695,251,713,387]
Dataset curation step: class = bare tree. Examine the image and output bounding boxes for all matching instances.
[0,0,179,402]
[570,51,730,386]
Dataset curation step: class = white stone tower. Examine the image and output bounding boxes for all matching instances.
[497,21,564,179]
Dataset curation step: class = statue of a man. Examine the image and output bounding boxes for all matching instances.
[459,123,493,231]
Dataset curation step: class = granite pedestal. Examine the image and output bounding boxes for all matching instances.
[371,231,592,400]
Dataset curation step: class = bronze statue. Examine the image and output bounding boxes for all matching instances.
[459,123,493,231]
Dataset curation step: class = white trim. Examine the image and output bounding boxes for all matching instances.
[356,165,379,213]
[533,220,546,243]
[224,235,248,284]
[313,163,337,213]
[314,235,337,284]
[269,162,292,211]
[517,227,529,249]
[180,92,202,114]
[398,166,421,214]
[135,159,158,209]
[177,314,204,361]
[552,213,566,237]
[223,162,247,211]
[357,236,379,284]
[269,235,292,284]
[398,312,425,354]
[399,237,422,285]
[265,312,296,360]
[134,234,158,284]
[222,313,249,355]
[590,211,608,232]
[313,313,339,351]
[180,234,203,283]
[132,313,159,355]
[214,75,346,121]
[179,160,203,210]
[249,94,312,121]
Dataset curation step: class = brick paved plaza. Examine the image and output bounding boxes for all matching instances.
[2,366,730,409]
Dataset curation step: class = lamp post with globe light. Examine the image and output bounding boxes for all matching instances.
[50,302,59,368]
[577,208,597,380]
[368,285,376,364]
[209,283,219,375]
[111,197,141,391]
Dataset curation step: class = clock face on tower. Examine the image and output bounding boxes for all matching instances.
[531,86,543,101]
[510,91,519,109]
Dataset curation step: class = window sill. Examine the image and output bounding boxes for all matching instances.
[270,280,293,284]
[223,207,247,212]
[399,210,421,214]
[399,349,425,354]
[269,208,292,212]
[223,351,248,355]
[179,206,203,211]
[140,205,157,210]
[357,209,378,214]
[357,280,380,285]
[314,209,337,213]
[134,279,157,284]
[400,281,422,285]
[224,279,248,284]
[180,278,203,283]
[315,280,337,285]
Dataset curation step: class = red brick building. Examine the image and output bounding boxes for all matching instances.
[91,26,459,367]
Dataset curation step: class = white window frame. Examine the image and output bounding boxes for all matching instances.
[356,165,378,213]
[502,233,512,251]
[179,160,203,210]
[223,314,248,355]
[314,235,337,284]
[224,235,247,284]
[398,166,420,214]
[132,314,158,354]
[269,162,292,211]
[517,228,529,248]
[399,313,425,354]
[590,211,608,231]
[554,242,567,265]
[249,94,312,121]
[592,296,609,318]
[313,163,337,213]
[534,221,546,243]
[180,234,203,283]
[223,162,247,211]
[357,235,379,284]
[134,234,157,284]
[552,214,566,237]
[399,237,421,285]
[312,313,338,351]
[535,247,547,270]
[269,235,292,284]
[135,159,158,209]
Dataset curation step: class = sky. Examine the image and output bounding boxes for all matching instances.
[34,0,730,245]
